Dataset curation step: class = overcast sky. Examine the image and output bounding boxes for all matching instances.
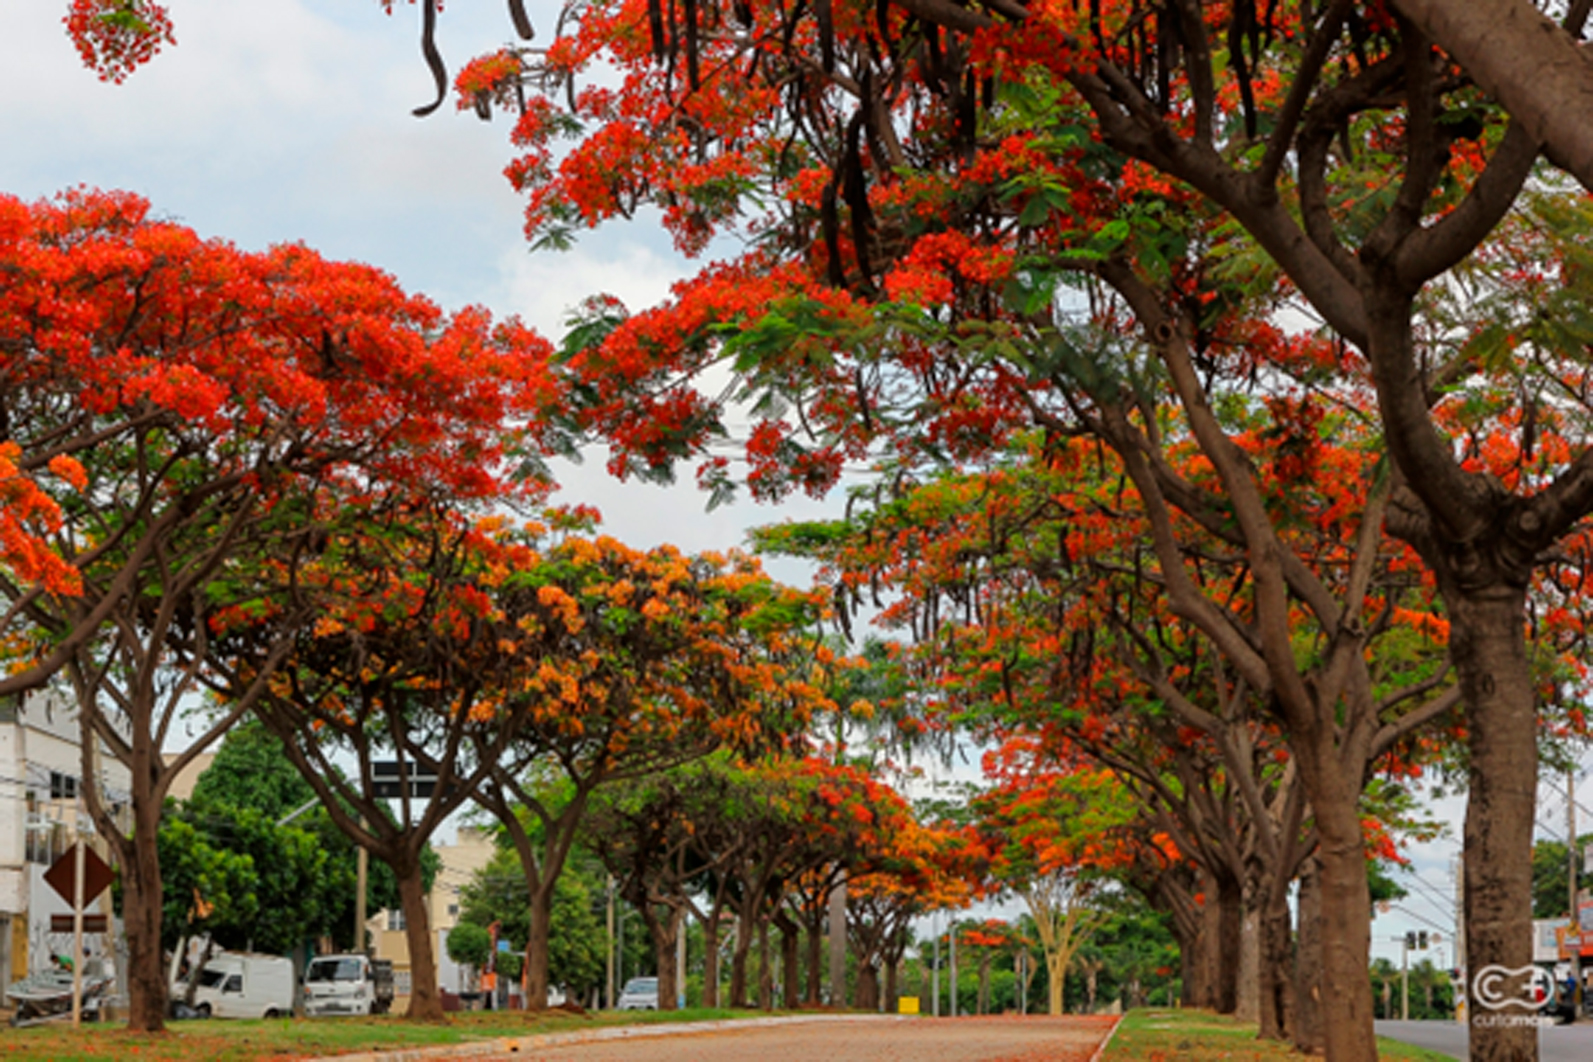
[7,1,1583,965]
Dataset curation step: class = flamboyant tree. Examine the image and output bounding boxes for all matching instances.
[207,511,553,1020]
[464,522,831,1009]
[846,817,971,1013]
[968,764,1126,1016]
[0,189,552,1030]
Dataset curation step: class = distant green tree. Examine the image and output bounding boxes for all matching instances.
[1407,960,1455,1020]
[189,720,438,950]
[190,720,315,821]
[1064,889,1179,1012]
[446,921,493,970]
[156,816,257,952]
[1532,836,1593,919]
[1365,957,1453,1020]
[158,797,351,955]
[459,847,605,999]
[1368,861,1411,910]
[1369,958,1399,1020]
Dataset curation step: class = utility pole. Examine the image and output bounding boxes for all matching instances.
[676,920,686,1009]
[71,816,85,1027]
[1401,934,1410,1022]
[605,876,615,1008]
[1455,854,1466,1025]
[828,874,846,1007]
[949,923,957,1018]
[1572,768,1583,1018]
[1016,949,1025,1015]
[354,816,368,954]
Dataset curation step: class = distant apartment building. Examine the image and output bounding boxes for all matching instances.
[0,689,130,987]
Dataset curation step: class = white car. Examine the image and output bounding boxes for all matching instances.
[616,976,658,1010]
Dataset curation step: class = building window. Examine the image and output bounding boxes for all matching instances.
[388,909,406,931]
[49,772,78,800]
[447,904,459,918]
[25,810,65,866]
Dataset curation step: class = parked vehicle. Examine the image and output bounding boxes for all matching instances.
[7,964,114,1027]
[615,976,659,1010]
[184,952,295,1020]
[302,954,394,1017]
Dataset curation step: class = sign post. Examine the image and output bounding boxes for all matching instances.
[44,839,113,1027]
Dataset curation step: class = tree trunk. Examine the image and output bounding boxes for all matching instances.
[396,866,443,1020]
[757,917,773,1011]
[778,914,802,1009]
[977,955,991,1015]
[523,884,552,1011]
[1046,951,1065,1016]
[1213,871,1243,1015]
[1294,857,1324,1056]
[1257,869,1296,1042]
[884,954,899,1013]
[804,909,824,1005]
[729,915,751,1007]
[120,799,167,1032]
[644,905,682,1012]
[1172,900,1209,1009]
[856,958,879,1011]
[1302,772,1378,1062]
[1452,589,1538,1062]
[701,916,721,1008]
[1236,900,1260,1023]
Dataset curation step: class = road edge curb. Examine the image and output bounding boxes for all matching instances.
[1086,1012,1126,1062]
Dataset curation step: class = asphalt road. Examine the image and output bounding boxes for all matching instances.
[1376,1018,1593,1061]
[423,1015,1118,1062]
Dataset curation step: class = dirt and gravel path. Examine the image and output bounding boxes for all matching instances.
[417,1014,1119,1062]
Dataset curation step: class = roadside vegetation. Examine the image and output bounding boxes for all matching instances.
[1103,1010,1456,1062]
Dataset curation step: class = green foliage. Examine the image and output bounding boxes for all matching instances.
[1368,860,1410,908]
[1066,889,1180,1011]
[1368,958,1455,1021]
[458,848,606,997]
[157,816,258,950]
[1532,834,1593,919]
[190,720,315,822]
[446,921,492,968]
[182,721,439,951]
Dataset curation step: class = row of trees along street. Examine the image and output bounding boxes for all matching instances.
[20,3,1593,1060]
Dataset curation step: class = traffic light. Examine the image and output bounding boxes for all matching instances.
[1406,931,1417,950]
[1418,931,1429,950]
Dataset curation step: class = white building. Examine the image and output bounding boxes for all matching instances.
[0,689,130,991]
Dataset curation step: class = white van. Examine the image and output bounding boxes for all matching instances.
[302,954,394,1017]
[186,952,295,1019]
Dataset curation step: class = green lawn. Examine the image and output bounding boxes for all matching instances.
[0,1006,761,1062]
[1102,1009,1456,1062]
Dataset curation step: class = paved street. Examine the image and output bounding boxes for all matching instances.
[1376,1018,1593,1061]
[426,1015,1118,1062]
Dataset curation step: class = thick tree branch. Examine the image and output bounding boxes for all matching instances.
[1392,0,1593,190]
